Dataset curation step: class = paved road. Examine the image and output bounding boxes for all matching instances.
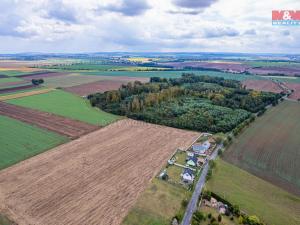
[181,145,222,225]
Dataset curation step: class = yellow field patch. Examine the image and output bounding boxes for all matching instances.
[0,88,54,101]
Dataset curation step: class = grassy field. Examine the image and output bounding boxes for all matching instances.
[7,90,120,125]
[122,178,190,225]
[223,101,300,195]
[206,159,300,225]
[0,77,22,84]
[80,70,265,81]
[0,70,38,77]
[0,214,13,225]
[0,115,67,170]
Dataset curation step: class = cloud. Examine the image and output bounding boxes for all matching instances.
[46,0,78,23]
[172,0,218,9]
[168,9,202,15]
[101,0,151,16]
[203,27,239,38]
[244,29,257,35]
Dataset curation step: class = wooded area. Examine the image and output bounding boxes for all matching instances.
[89,74,282,132]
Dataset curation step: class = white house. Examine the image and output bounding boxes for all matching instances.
[181,168,195,184]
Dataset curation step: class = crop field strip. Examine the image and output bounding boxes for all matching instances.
[0,119,199,225]
[0,88,53,101]
[223,101,300,195]
[0,84,37,94]
[6,89,120,125]
[0,102,99,139]
[206,159,300,225]
[0,115,67,170]
[63,79,148,96]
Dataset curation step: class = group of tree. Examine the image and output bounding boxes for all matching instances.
[89,74,282,133]
[31,79,44,85]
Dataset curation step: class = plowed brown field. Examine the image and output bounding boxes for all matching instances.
[0,102,98,138]
[242,80,283,93]
[64,80,131,96]
[0,119,199,225]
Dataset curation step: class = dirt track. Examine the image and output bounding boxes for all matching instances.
[0,119,199,225]
[0,102,99,138]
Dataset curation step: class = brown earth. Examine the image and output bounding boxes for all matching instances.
[0,102,99,138]
[284,83,300,100]
[0,119,199,225]
[64,80,133,96]
[242,80,284,93]
[0,84,37,94]
[0,80,29,89]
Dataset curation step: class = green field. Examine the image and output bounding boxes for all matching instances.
[122,178,190,225]
[223,101,300,195]
[7,90,120,125]
[0,77,22,84]
[0,70,37,77]
[80,70,265,81]
[0,214,13,225]
[0,115,67,170]
[206,159,300,225]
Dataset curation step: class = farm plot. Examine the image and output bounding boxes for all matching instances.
[0,84,37,94]
[0,115,67,170]
[42,73,109,88]
[284,82,300,100]
[63,78,147,96]
[0,102,98,139]
[6,89,120,125]
[223,101,300,195]
[0,88,53,101]
[242,79,284,93]
[0,119,199,225]
[20,71,69,80]
[206,159,300,225]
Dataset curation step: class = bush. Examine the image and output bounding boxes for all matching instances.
[218,214,222,222]
[208,213,212,219]
[181,199,188,208]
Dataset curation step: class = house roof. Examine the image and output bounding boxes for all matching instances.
[187,156,198,164]
[183,168,194,176]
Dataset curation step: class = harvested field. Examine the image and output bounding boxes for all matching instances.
[223,101,300,195]
[64,80,137,96]
[43,74,109,88]
[284,82,300,100]
[0,84,37,94]
[242,79,284,93]
[0,88,53,101]
[0,102,98,138]
[0,119,199,225]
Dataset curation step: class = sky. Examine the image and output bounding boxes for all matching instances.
[0,0,299,54]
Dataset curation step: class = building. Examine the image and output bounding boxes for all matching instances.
[186,155,198,167]
[181,168,195,184]
[192,141,211,155]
